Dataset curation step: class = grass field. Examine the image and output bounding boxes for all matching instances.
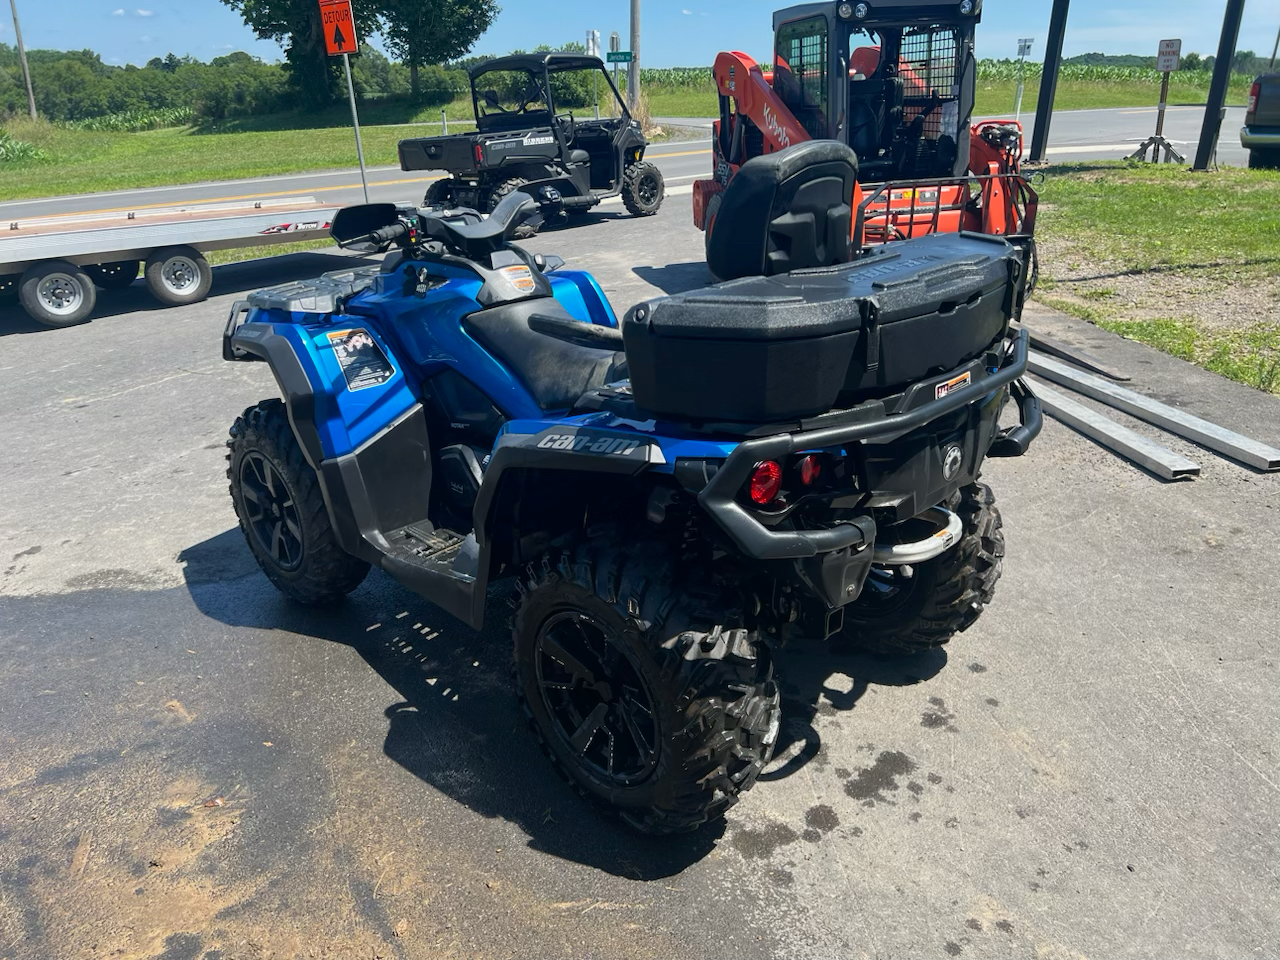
[1033,162,1280,392]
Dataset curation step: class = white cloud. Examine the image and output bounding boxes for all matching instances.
[138,34,152,42]
[135,8,154,16]
[112,8,125,15]
[681,8,692,13]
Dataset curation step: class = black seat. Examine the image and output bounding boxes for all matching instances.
[706,140,859,281]
[464,298,626,411]
[569,149,590,164]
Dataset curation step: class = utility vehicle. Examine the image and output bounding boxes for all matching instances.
[222,142,1040,832]
[1242,73,1280,169]
[398,53,665,223]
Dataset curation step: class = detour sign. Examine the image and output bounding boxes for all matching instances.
[319,0,358,57]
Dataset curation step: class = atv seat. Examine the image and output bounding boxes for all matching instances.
[464,298,626,411]
[706,140,859,281]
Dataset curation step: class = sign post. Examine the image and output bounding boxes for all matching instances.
[587,29,600,119]
[1014,38,1034,125]
[1130,39,1185,163]
[609,31,621,117]
[320,0,369,202]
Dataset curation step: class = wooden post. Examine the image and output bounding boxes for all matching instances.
[8,0,37,120]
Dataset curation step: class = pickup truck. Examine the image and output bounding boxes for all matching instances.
[1242,73,1280,169]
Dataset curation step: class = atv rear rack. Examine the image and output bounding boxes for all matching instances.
[690,328,1040,561]
[853,173,1039,248]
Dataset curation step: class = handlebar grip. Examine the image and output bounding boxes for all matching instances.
[371,222,410,244]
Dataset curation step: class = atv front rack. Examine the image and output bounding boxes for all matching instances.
[691,328,1040,561]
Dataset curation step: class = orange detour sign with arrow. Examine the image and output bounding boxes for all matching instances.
[319,0,358,57]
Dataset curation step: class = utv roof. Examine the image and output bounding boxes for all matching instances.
[469,53,605,78]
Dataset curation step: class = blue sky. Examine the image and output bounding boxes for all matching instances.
[2,1,1277,67]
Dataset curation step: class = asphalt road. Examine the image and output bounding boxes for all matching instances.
[1,191,1278,960]
[0,105,1250,230]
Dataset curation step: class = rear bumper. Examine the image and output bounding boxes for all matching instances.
[1240,126,1280,148]
[695,328,1040,561]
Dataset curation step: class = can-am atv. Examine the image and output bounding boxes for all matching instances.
[222,141,1040,833]
[398,53,664,225]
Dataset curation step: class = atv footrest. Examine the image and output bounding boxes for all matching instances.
[388,524,466,564]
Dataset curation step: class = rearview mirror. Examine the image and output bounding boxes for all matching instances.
[331,203,400,250]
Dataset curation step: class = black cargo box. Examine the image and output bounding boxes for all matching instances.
[622,232,1019,423]
[399,134,478,174]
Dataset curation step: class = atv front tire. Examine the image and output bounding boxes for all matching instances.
[227,399,370,605]
[839,482,1004,655]
[514,541,780,834]
[621,161,664,217]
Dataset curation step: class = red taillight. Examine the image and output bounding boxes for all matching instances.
[1248,81,1260,114]
[749,461,783,505]
[474,144,484,165]
[798,454,821,486]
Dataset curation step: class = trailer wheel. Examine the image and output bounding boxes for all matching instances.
[19,260,97,327]
[86,260,140,290]
[145,246,213,307]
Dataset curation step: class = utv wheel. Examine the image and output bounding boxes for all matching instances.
[227,399,370,605]
[621,161,664,217]
[840,482,1004,655]
[145,246,213,307]
[490,177,538,238]
[1248,148,1280,170]
[514,541,780,834]
[423,179,452,208]
[19,260,97,327]
[86,260,140,290]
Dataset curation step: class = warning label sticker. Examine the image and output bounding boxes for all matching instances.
[327,328,394,391]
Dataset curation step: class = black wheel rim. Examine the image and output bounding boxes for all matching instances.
[853,565,921,617]
[535,611,659,785]
[239,452,304,572]
[637,173,659,206]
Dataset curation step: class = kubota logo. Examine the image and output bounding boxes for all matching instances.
[760,104,792,149]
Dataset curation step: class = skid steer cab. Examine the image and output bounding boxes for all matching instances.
[221,148,1040,835]
[695,0,1037,275]
[398,53,665,227]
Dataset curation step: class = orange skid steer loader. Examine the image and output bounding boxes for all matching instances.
[695,0,1037,281]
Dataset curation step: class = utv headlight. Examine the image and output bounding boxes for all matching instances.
[959,0,974,12]
[837,2,854,18]
[853,2,869,18]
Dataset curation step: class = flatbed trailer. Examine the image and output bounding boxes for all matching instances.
[0,197,338,327]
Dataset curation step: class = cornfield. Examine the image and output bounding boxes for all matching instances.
[638,62,1246,89]
[62,107,197,133]
[0,129,49,164]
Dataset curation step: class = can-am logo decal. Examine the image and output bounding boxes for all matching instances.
[537,434,642,456]
[942,443,964,481]
[760,104,792,149]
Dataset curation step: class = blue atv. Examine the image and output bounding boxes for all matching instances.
[223,142,1040,833]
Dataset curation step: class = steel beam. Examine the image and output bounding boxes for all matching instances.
[1032,381,1200,480]
[1193,0,1247,171]
[1017,324,1131,380]
[1028,0,1070,162]
[1029,353,1280,471]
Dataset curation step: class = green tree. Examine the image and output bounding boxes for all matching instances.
[377,0,498,99]
[219,0,382,108]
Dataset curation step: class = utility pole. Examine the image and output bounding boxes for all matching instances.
[628,0,640,110]
[1192,0,1246,171]
[1269,23,1279,69]
[8,0,38,120]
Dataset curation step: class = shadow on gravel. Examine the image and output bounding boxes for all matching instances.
[179,527,946,879]
[0,252,378,337]
[631,261,713,295]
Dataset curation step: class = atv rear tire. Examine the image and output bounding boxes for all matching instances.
[227,399,370,605]
[490,178,539,239]
[839,482,1004,655]
[514,541,780,834]
[621,161,664,217]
